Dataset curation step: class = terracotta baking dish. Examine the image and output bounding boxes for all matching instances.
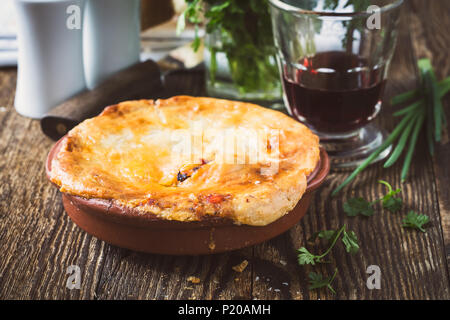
[46,137,329,255]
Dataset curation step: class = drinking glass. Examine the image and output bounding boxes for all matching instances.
[269,0,404,168]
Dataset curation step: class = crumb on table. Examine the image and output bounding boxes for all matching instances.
[232,260,249,273]
[187,276,201,284]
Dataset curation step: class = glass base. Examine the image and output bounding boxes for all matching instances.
[316,123,392,170]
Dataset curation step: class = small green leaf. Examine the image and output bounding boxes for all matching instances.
[402,211,430,232]
[297,247,317,266]
[379,180,403,212]
[308,268,338,294]
[298,226,358,267]
[209,1,230,12]
[343,198,374,217]
[308,230,336,244]
[308,272,324,283]
[383,197,403,213]
[341,230,359,254]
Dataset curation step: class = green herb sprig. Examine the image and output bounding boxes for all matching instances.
[308,268,338,294]
[343,181,430,232]
[343,197,375,217]
[333,59,450,196]
[343,180,402,217]
[298,225,359,266]
[300,226,358,295]
[402,211,430,232]
[177,0,280,95]
[379,180,402,212]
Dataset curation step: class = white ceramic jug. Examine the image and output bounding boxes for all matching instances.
[14,0,86,119]
[83,0,140,89]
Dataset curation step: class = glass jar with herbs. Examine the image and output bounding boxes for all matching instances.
[178,0,283,107]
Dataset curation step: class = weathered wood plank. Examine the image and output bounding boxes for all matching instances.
[408,0,450,275]
[0,69,107,299]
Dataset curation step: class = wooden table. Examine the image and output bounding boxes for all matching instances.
[1,0,449,300]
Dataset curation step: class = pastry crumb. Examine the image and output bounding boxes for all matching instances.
[232,260,249,273]
[187,276,201,284]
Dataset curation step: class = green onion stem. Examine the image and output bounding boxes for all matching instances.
[401,110,426,182]
[393,100,423,117]
[391,89,421,106]
[418,58,444,142]
[332,111,417,196]
[393,81,450,117]
[383,111,420,167]
[391,76,450,106]
[425,84,436,156]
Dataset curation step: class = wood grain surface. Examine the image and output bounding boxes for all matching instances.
[0,0,449,300]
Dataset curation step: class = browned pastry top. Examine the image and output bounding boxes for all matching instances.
[49,96,320,226]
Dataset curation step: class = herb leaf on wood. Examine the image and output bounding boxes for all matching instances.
[402,211,430,232]
[308,268,338,294]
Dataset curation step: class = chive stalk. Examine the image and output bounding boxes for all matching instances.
[383,112,420,167]
[418,58,443,142]
[401,110,426,182]
[332,111,417,196]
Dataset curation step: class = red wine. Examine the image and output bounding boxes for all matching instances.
[282,51,387,133]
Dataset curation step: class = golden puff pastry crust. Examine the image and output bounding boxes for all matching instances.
[49,96,320,226]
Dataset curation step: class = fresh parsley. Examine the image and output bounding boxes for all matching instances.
[308,268,338,295]
[383,196,403,213]
[176,0,204,50]
[308,230,336,243]
[177,0,280,95]
[297,247,319,266]
[342,230,360,254]
[343,197,374,217]
[343,180,402,217]
[298,225,359,266]
[402,211,430,232]
[379,180,402,213]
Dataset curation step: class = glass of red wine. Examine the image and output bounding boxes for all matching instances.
[269,0,404,168]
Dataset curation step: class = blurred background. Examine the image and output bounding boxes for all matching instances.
[0,0,202,69]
